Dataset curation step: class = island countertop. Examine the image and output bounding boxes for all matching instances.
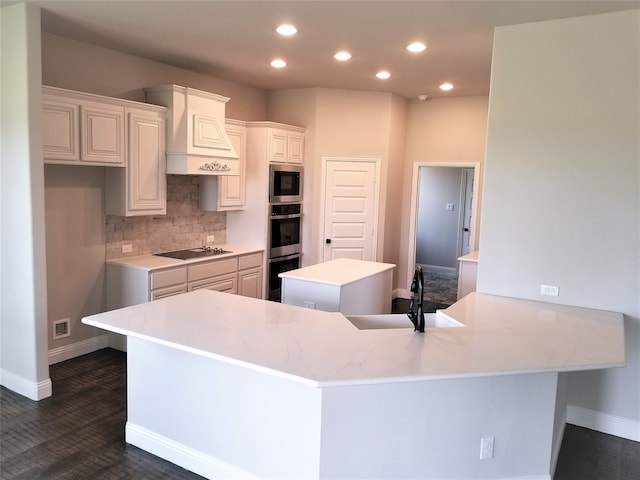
[278,257,395,286]
[82,290,624,387]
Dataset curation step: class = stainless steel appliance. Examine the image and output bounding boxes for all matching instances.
[268,202,302,302]
[268,203,302,258]
[268,253,301,302]
[269,164,302,203]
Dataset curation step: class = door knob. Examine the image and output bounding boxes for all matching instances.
[325,239,331,244]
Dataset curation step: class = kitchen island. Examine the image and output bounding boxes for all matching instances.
[279,258,396,314]
[82,290,624,480]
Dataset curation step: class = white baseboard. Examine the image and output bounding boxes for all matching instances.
[567,405,640,442]
[48,334,109,365]
[125,423,260,480]
[0,369,52,400]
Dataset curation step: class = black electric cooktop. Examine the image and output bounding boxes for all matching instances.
[154,247,233,260]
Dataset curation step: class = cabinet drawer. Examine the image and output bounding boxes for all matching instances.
[188,257,237,282]
[151,284,187,300]
[188,272,237,294]
[150,267,187,290]
[238,252,262,270]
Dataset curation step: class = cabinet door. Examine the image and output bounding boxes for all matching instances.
[287,133,304,164]
[42,98,80,162]
[238,267,263,298]
[268,130,288,163]
[80,102,125,165]
[127,109,166,215]
[219,122,246,209]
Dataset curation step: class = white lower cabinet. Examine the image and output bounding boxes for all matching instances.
[150,267,187,300]
[106,251,264,311]
[188,258,238,294]
[237,253,263,298]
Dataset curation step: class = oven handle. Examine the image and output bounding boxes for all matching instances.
[268,253,301,263]
[270,213,302,219]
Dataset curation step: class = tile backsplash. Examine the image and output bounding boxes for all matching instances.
[106,175,226,259]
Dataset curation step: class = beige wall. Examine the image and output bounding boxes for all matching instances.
[399,96,489,290]
[42,33,267,120]
[45,165,107,347]
[481,10,639,432]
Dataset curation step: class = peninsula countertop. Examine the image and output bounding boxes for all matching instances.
[83,290,625,387]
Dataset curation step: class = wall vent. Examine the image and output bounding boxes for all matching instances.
[52,318,71,340]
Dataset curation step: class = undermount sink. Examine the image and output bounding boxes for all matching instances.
[346,313,464,330]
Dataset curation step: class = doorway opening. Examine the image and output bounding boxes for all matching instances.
[407,163,479,308]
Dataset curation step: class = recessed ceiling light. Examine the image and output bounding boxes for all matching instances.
[271,59,287,68]
[376,71,391,80]
[406,42,426,53]
[276,24,297,36]
[439,82,454,91]
[334,51,352,61]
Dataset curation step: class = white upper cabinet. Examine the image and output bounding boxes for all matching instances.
[42,97,80,162]
[42,87,126,166]
[42,86,168,217]
[106,106,167,216]
[200,119,247,211]
[80,101,125,165]
[247,122,305,165]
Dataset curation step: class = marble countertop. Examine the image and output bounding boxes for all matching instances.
[83,290,625,387]
[278,258,395,286]
[106,245,264,271]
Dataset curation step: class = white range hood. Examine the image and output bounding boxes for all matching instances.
[145,85,239,176]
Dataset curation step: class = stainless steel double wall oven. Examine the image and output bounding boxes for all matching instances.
[268,165,303,301]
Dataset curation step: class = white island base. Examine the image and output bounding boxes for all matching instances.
[127,337,560,480]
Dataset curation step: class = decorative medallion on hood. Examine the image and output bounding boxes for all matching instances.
[145,85,239,176]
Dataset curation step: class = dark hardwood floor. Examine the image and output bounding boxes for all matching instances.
[2,348,638,479]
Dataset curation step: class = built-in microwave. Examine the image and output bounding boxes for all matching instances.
[269,164,303,203]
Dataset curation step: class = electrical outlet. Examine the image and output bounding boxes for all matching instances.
[445,203,455,211]
[480,437,494,459]
[207,235,215,243]
[303,301,316,309]
[122,244,133,254]
[540,284,559,296]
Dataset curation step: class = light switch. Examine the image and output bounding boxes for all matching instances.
[445,203,455,211]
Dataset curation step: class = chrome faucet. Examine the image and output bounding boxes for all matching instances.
[407,266,425,332]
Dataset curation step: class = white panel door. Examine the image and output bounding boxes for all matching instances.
[322,159,378,261]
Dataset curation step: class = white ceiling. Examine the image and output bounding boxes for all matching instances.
[17,0,640,99]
